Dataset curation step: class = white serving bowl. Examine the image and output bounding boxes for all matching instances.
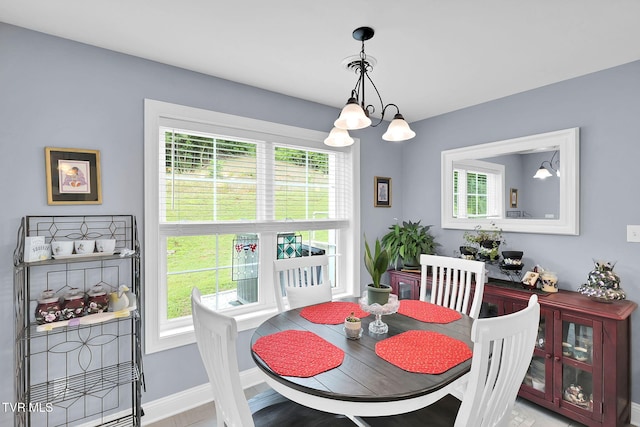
[96,239,116,254]
[51,241,74,256]
[74,240,95,255]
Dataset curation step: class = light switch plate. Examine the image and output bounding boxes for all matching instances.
[626,225,640,242]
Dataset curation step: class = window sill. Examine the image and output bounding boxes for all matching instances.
[146,307,280,354]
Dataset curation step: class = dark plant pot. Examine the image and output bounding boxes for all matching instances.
[502,251,523,260]
[459,246,477,260]
[402,255,420,269]
[480,240,500,249]
[460,246,477,255]
[478,240,501,261]
[367,284,391,306]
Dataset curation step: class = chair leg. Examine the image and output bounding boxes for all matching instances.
[347,415,371,426]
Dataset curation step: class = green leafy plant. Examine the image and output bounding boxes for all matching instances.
[463,222,504,261]
[381,220,438,268]
[345,312,361,322]
[364,235,390,288]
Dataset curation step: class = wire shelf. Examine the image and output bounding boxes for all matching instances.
[29,361,140,405]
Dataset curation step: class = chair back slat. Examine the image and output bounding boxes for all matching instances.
[420,254,486,319]
[273,255,331,311]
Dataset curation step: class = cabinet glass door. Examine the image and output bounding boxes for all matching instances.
[558,314,601,419]
[523,307,552,399]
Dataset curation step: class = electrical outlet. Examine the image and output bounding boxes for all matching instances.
[626,225,640,242]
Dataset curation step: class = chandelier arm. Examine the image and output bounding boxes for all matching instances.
[541,160,556,172]
[549,150,559,169]
[363,71,388,127]
[352,71,363,105]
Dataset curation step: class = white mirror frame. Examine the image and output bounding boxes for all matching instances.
[441,127,579,235]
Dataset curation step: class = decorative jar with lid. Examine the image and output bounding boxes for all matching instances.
[61,288,86,319]
[86,284,109,314]
[540,271,558,293]
[35,290,61,324]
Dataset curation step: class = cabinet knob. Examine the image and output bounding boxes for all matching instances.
[554,356,561,362]
[545,353,552,359]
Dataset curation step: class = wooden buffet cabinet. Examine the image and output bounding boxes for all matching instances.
[387,269,637,427]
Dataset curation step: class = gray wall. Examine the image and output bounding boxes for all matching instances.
[0,23,402,425]
[402,60,640,403]
[1,21,638,424]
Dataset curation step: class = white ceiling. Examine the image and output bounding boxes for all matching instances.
[2,0,640,123]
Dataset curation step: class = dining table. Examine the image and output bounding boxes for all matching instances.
[250,295,474,425]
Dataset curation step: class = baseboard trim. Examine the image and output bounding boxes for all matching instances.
[139,368,640,426]
[141,367,264,425]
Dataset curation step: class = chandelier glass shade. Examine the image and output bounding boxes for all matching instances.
[323,126,355,147]
[382,113,417,142]
[334,97,371,130]
[325,27,416,147]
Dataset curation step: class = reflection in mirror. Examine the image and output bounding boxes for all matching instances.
[442,128,579,235]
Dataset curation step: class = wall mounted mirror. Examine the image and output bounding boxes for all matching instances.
[441,128,579,235]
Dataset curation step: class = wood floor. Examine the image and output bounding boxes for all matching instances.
[145,383,595,427]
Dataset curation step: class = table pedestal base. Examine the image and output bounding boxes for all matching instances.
[369,314,388,334]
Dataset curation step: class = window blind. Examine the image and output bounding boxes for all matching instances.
[159,127,352,224]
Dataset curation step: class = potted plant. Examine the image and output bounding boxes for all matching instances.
[344,312,362,339]
[381,220,438,269]
[463,222,504,262]
[364,235,391,305]
[459,246,477,260]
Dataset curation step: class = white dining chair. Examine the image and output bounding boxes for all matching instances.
[419,254,486,319]
[190,287,353,427]
[364,294,540,427]
[273,255,331,312]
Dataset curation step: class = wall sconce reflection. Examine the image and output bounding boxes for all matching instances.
[533,151,560,179]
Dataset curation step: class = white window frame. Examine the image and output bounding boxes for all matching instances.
[452,159,504,219]
[144,99,360,354]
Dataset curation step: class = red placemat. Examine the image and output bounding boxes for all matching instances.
[398,300,462,324]
[252,330,344,377]
[375,330,472,374]
[299,301,370,324]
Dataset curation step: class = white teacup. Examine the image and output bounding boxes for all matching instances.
[96,239,116,254]
[51,241,74,256]
[74,240,95,255]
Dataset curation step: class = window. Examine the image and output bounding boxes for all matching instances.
[144,100,359,353]
[452,160,504,219]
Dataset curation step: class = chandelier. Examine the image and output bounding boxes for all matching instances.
[324,27,416,147]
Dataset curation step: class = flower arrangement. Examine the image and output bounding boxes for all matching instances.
[576,260,626,301]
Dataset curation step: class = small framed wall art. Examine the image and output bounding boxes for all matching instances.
[510,188,518,208]
[45,147,102,205]
[374,176,391,208]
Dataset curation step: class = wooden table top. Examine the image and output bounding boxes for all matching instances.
[250,298,474,403]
